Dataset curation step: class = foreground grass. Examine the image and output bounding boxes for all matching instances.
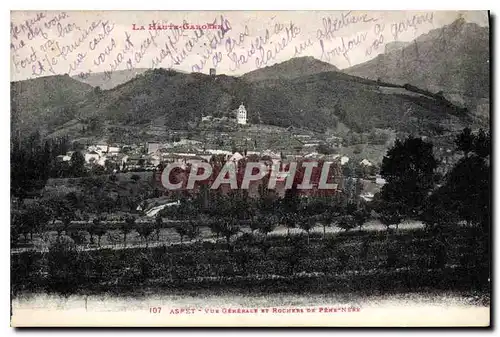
[11,226,490,298]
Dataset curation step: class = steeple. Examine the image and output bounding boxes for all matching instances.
[237,104,247,125]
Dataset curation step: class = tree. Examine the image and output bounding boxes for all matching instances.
[23,201,51,240]
[380,136,438,216]
[377,201,404,231]
[316,209,337,239]
[473,128,491,159]
[317,143,334,155]
[70,151,86,177]
[174,224,189,245]
[419,193,459,230]
[454,127,474,157]
[10,133,54,199]
[208,220,223,240]
[423,128,490,232]
[439,155,489,228]
[154,215,163,241]
[121,216,136,247]
[336,215,356,232]
[88,218,100,244]
[282,185,300,212]
[186,221,200,242]
[286,236,308,275]
[298,217,316,244]
[55,214,74,241]
[353,204,371,231]
[249,216,260,234]
[219,218,240,251]
[94,223,107,247]
[282,212,299,237]
[68,231,87,245]
[257,215,277,240]
[136,223,154,247]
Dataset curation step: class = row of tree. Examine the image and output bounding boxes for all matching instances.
[11,128,490,259]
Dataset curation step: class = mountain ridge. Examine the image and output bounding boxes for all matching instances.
[344,18,490,101]
[241,56,340,82]
[11,62,473,148]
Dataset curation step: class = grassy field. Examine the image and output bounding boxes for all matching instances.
[11,225,490,299]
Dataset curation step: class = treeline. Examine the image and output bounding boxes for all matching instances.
[10,132,119,199]
[11,132,73,199]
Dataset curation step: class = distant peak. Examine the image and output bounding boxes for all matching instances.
[284,56,335,66]
[452,16,467,25]
[242,56,338,82]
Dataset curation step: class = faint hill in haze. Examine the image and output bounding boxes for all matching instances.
[72,68,150,90]
[241,56,340,82]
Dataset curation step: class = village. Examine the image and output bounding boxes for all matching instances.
[52,103,389,204]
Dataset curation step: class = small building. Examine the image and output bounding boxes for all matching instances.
[108,146,120,154]
[228,152,244,162]
[237,103,247,125]
[96,144,109,153]
[360,159,373,167]
[145,142,162,154]
[85,151,100,164]
[375,175,387,186]
[56,154,71,162]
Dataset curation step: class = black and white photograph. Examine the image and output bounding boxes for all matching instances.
[9,9,491,327]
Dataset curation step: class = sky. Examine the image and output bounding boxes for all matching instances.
[10,10,489,82]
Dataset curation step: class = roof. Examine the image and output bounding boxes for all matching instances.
[360,159,373,166]
[229,152,244,162]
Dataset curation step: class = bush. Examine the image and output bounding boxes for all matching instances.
[46,240,83,294]
[385,243,399,268]
[69,231,88,245]
[235,232,255,246]
[335,247,350,272]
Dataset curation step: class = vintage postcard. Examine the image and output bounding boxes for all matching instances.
[10,10,490,327]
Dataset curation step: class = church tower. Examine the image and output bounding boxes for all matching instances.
[237,103,247,125]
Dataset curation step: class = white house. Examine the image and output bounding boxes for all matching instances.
[237,104,247,125]
[85,151,100,164]
[229,152,244,162]
[146,142,162,154]
[340,156,350,165]
[206,149,232,155]
[108,146,120,154]
[96,157,106,166]
[375,175,387,186]
[360,159,373,167]
[96,144,109,153]
[56,154,71,162]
